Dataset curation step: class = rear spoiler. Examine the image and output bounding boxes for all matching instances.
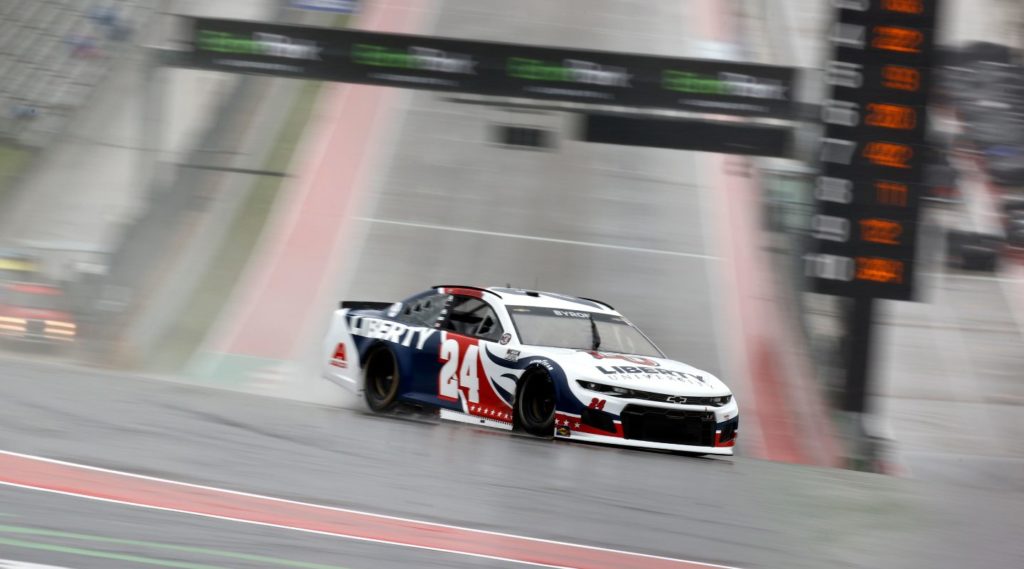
[339,301,393,311]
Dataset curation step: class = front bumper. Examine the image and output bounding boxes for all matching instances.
[554,407,738,455]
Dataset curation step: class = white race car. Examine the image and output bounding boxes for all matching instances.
[322,286,738,455]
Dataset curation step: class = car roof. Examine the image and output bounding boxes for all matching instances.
[428,286,618,313]
[434,286,619,314]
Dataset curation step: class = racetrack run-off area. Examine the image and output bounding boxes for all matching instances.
[2,357,1020,569]
[0,451,733,569]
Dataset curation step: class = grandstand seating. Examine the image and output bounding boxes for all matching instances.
[1,0,152,147]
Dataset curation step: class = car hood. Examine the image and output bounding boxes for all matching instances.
[529,348,731,396]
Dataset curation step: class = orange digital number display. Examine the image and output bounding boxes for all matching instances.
[863,141,914,169]
[872,26,923,54]
[866,103,917,130]
[881,65,920,91]
[875,181,909,206]
[882,0,924,14]
[859,218,903,245]
[856,257,904,284]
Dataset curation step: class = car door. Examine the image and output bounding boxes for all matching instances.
[430,294,513,420]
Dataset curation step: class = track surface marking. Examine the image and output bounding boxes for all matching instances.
[0,451,741,569]
[358,217,719,259]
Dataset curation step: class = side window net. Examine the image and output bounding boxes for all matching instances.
[444,296,503,341]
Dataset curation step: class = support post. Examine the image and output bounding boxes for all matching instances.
[840,295,879,470]
[842,296,875,414]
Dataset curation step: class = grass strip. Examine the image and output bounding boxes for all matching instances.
[149,14,348,373]
[0,143,33,205]
[149,79,323,373]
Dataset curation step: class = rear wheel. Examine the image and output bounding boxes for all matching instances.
[516,370,556,437]
[363,346,400,412]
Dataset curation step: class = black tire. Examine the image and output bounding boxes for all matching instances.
[515,370,556,437]
[363,346,400,412]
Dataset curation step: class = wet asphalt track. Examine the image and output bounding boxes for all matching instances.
[1,358,1022,569]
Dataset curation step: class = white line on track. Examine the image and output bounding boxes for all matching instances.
[0,562,75,569]
[0,480,569,569]
[0,449,743,569]
[357,217,720,260]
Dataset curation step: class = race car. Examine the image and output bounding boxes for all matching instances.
[322,286,738,455]
[0,281,77,345]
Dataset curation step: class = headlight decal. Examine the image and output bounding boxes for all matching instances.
[576,380,732,406]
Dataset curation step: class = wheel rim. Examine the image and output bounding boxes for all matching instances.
[367,350,397,402]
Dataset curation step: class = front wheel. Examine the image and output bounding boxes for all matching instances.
[515,370,556,437]
[363,346,400,412]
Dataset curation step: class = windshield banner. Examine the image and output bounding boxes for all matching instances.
[186,17,797,118]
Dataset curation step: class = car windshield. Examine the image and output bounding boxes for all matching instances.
[507,306,663,357]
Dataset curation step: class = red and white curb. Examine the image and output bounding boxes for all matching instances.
[0,450,743,569]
